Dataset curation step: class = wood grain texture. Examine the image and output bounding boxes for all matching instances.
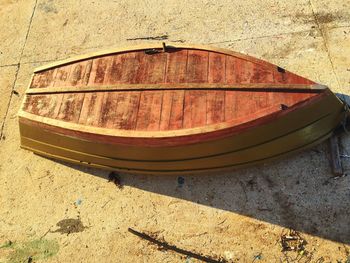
[24,47,321,135]
[165,50,188,83]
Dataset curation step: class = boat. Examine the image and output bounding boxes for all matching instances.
[18,43,349,174]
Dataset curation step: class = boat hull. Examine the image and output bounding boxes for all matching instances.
[18,43,347,174]
[19,91,345,174]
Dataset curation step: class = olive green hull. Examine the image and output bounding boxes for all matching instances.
[19,91,346,175]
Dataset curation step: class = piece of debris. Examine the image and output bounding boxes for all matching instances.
[253,253,262,262]
[177,176,185,187]
[329,135,343,176]
[280,229,307,252]
[75,199,82,206]
[126,34,168,41]
[108,172,123,188]
[51,218,86,235]
[128,228,226,263]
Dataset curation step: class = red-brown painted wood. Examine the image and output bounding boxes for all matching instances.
[25,48,319,135]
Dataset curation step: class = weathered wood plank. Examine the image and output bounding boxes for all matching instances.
[187,50,209,83]
[78,92,105,126]
[57,93,85,122]
[168,90,185,130]
[165,50,188,83]
[114,92,141,130]
[183,90,207,128]
[30,69,56,88]
[208,52,225,83]
[136,91,163,131]
[207,90,225,125]
[159,91,173,130]
[329,135,343,176]
[224,90,237,121]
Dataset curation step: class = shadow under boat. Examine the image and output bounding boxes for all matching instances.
[37,93,350,245]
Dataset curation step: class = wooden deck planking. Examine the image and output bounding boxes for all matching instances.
[165,50,188,83]
[69,60,93,87]
[141,52,167,83]
[168,90,185,130]
[235,60,255,84]
[208,52,226,83]
[207,91,225,125]
[183,90,207,128]
[113,92,141,130]
[224,90,237,121]
[187,50,209,83]
[207,53,226,125]
[30,69,56,88]
[136,91,163,131]
[80,58,113,126]
[98,92,121,128]
[250,63,274,84]
[78,92,105,126]
[225,55,238,84]
[26,48,321,133]
[88,57,113,85]
[273,70,313,85]
[24,95,55,117]
[159,91,173,130]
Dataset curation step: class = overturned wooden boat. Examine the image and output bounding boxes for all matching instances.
[18,43,349,174]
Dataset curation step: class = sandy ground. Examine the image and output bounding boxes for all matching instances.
[0,0,350,262]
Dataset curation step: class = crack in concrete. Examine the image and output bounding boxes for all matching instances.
[0,0,38,139]
[0,63,20,139]
[205,29,315,45]
[206,23,350,46]
[309,0,342,91]
[0,63,20,68]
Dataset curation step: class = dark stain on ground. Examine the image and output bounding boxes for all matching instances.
[290,11,350,24]
[38,0,58,14]
[52,219,86,235]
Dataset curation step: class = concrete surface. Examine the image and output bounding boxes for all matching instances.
[0,0,349,262]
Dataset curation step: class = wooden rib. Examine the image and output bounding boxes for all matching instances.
[26,83,326,95]
[187,50,209,83]
[165,50,188,83]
